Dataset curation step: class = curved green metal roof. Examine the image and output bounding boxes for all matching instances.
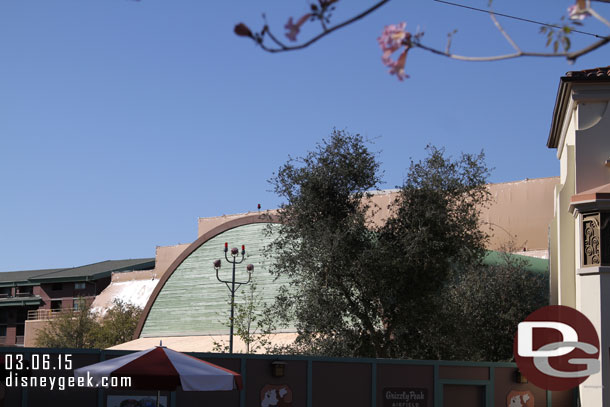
[482,251,548,275]
[141,222,290,337]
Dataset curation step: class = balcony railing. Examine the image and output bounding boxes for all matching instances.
[27,308,79,321]
[15,336,24,346]
[0,292,35,299]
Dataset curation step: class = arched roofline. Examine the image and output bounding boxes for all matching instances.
[133,213,281,339]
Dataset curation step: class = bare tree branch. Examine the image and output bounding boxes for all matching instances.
[257,0,391,53]
[240,0,610,72]
[489,12,521,53]
[264,25,290,50]
[590,7,610,28]
[415,33,609,62]
[566,35,610,60]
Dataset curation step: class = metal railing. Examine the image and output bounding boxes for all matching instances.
[27,308,79,321]
[0,292,35,299]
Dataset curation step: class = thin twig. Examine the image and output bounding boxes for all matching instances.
[415,34,610,62]
[253,0,609,62]
[320,18,328,32]
[489,12,521,52]
[566,35,610,60]
[589,8,610,28]
[415,43,562,61]
[265,26,290,50]
[259,0,391,53]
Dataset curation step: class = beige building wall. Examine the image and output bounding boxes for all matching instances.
[195,181,557,253]
[24,319,50,347]
[109,332,298,353]
[481,177,558,251]
[365,179,559,253]
[198,211,277,238]
[548,78,610,407]
[553,122,577,308]
[154,243,190,274]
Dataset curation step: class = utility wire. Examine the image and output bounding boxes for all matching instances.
[433,0,606,38]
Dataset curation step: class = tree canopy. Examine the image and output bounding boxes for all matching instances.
[35,299,142,349]
[265,129,543,360]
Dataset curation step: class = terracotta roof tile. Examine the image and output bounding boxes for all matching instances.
[571,182,610,203]
[565,66,610,79]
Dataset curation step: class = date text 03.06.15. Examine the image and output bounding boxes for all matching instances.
[4,354,72,371]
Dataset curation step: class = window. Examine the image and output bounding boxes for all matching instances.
[0,287,11,297]
[51,300,62,311]
[0,310,7,343]
[16,286,32,296]
[16,309,27,323]
[74,282,86,290]
[52,283,63,291]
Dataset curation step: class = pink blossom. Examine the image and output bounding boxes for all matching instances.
[387,49,409,81]
[285,14,311,42]
[378,23,412,80]
[377,22,408,55]
[568,0,591,20]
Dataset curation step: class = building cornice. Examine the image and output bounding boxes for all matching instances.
[548,75,610,153]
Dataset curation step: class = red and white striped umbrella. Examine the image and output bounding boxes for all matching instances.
[74,346,242,392]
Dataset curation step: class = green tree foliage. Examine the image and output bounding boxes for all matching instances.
[92,299,143,349]
[35,298,142,349]
[35,298,98,349]
[213,282,275,354]
[436,253,549,361]
[268,129,384,357]
[411,252,549,361]
[267,129,547,360]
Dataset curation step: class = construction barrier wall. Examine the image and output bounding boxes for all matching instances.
[0,347,575,407]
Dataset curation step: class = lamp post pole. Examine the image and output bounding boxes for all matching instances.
[213,242,254,354]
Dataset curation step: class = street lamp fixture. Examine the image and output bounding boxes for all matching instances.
[213,242,254,353]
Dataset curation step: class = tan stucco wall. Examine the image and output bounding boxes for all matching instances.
[363,179,559,252]
[480,177,559,251]
[192,179,557,256]
[24,319,50,347]
[198,211,278,238]
[154,243,190,275]
[575,95,610,193]
[548,82,610,406]
[109,332,298,353]
[111,269,160,283]
[557,142,577,308]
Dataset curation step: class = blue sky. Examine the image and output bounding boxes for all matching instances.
[1,0,609,271]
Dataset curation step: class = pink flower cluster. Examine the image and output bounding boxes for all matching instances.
[285,14,311,42]
[568,0,591,20]
[377,22,411,81]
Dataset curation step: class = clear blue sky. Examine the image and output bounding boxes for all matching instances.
[1,0,608,271]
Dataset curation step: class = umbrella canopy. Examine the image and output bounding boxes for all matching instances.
[74,346,242,391]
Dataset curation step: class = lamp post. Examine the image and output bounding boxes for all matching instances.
[213,242,254,353]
